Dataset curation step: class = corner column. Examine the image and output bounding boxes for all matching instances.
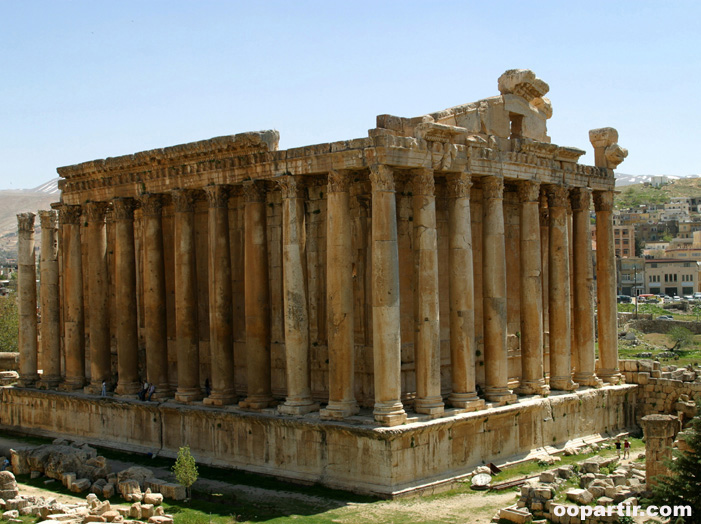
[640,414,680,488]
[203,185,235,406]
[546,185,578,391]
[570,188,602,387]
[278,176,318,415]
[320,171,359,419]
[38,210,61,388]
[172,189,202,402]
[17,213,39,386]
[446,173,484,410]
[60,205,85,389]
[370,165,406,425]
[515,181,548,395]
[239,181,273,409]
[85,201,111,393]
[113,198,140,395]
[481,176,516,404]
[411,169,444,416]
[594,190,621,383]
[140,194,171,398]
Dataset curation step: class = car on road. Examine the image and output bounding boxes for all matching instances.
[658,315,674,320]
[617,295,632,303]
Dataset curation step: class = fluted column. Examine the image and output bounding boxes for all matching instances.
[202,185,235,405]
[481,176,516,404]
[17,213,38,386]
[172,190,202,402]
[515,181,548,395]
[411,169,444,416]
[446,173,484,411]
[594,190,621,383]
[85,201,111,393]
[113,198,140,395]
[60,205,85,389]
[140,194,171,398]
[38,210,61,388]
[570,188,602,387]
[320,171,358,419]
[547,185,578,391]
[370,165,406,425]
[239,181,273,409]
[277,175,317,415]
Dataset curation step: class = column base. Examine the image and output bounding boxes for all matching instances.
[174,388,203,403]
[278,399,319,416]
[573,372,603,388]
[484,386,517,405]
[84,383,103,395]
[115,381,141,396]
[60,377,85,391]
[515,380,550,396]
[549,377,579,391]
[320,400,360,420]
[373,400,407,426]
[17,374,39,388]
[414,397,445,417]
[239,395,275,410]
[448,392,486,412]
[38,375,61,389]
[597,370,623,385]
[203,388,236,406]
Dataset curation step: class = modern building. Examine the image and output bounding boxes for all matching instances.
[645,259,701,296]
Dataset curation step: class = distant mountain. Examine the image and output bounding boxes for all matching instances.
[615,173,699,187]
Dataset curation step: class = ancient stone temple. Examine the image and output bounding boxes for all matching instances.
[3,69,636,496]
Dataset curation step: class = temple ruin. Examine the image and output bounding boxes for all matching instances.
[2,69,636,496]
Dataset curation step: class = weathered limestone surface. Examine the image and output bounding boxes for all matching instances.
[38,210,60,388]
[640,414,680,487]
[17,213,38,386]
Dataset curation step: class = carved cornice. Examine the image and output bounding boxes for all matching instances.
[204,185,230,208]
[569,187,592,212]
[369,165,394,192]
[327,170,350,193]
[85,201,109,223]
[139,193,164,216]
[242,181,266,203]
[517,180,540,203]
[112,197,137,220]
[593,190,614,212]
[546,185,569,209]
[277,175,303,200]
[410,169,435,196]
[170,189,198,213]
[481,176,504,200]
[38,210,59,230]
[445,173,472,199]
[17,212,35,232]
[59,205,82,226]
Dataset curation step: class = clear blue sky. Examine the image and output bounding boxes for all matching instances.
[1,0,699,189]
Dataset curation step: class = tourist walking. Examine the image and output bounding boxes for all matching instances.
[623,439,630,459]
[615,438,621,458]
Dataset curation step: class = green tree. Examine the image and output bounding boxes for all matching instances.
[651,416,701,523]
[172,446,198,500]
[0,295,19,352]
[668,326,694,351]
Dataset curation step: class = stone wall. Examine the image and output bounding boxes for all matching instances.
[0,353,19,371]
[629,318,701,335]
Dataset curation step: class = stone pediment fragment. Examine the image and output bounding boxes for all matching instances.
[498,69,550,102]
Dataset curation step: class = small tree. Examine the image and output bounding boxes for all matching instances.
[668,326,694,351]
[172,446,198,500]
[651,416,701,523]
[0,295,19,352]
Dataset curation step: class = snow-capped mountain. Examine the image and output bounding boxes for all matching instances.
[614,173,699,187]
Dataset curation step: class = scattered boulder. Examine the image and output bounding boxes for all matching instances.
[69,479,91,494]
[0,472,19,500]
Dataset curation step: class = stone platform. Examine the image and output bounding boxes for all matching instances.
[0,385,636,497]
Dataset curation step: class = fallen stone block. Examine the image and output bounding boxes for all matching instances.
[566,488,593,505]
[2,510,19,520]
[499,505,533,524]
[147,517,173,524]
[84,516,106,523]
[142,493,163,506]
[102,484,115,500]
[102,510,121,522]
[140,504,154,519]
[69,479,91,493]
[538,471,555,483]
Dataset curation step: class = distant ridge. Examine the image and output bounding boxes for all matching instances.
[615,173,700,187]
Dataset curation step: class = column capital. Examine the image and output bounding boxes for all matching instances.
[85,201,109,222]
[112,197,137,220]
[204,185,230,208]
[139,193,164,216]
[446,172,472,199]
[410,169,435,196]
[593,190,614,212]
[481,176,504,200]
[327,170,351,193]
[569,187,592,212]
[170,189,198,213]
[517,180,540,203]
[38,210,59,230]
[242,181,267,203]
[545,185,569,208]
[59,205,82,225]
[17,212,35,232]
[277,175,304,199]
[369,165,395,192]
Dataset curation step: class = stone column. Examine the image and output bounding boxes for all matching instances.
[570,188,602,387]
[481,176,516,404]
[411,169,444,416]
[38,210,61,388]
[370,165,407,425]
[641,414,680,488]
[140,194,171,398]
[17,213,38,386]
[113,198,140,395]
[446,173,484,411]
[85,201,111,393]
[594,190,621,384]
[320,171,359,419]
[515,181,548,395]
[546,185,578,391]
[172,189,201,402]
[277,175,317,415]
[60,205,85,389]
[202,185,235,406]
[540,192,550,355]
[239,181,273,410]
